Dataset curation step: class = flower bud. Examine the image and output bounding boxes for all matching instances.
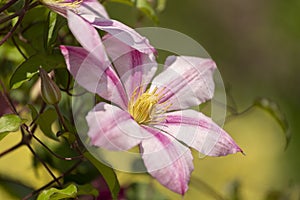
[39,68,61,105]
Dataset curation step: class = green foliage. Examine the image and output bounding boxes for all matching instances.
[84,152,120,199]
[76,183,99,197]
[37,183,99,200]
[10,53,65,89]
[37,184,77,200]
[0,114,22,140]
[36,108,60,141]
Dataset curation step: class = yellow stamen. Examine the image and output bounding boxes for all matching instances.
[128,86,171,125]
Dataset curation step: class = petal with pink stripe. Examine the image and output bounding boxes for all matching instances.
[141,126,194,195]
[67,10,108,62]
[60,45,128,109]
[87,103,149,150]
[83,17,155,55]
[155,109,243,156]
[103,34,157,97]
[151,56,216,111]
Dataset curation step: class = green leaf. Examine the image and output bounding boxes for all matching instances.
[45,11,57,49]
[254,98,291,149]
[28,104,38,121]
[36,108,59,141]
[84,152,120,199]
[46,12,66,49]
[11,71,38,89]
[10,53,64,89]
[37,184,77,200]
[136,0,158,23]
[77,184,99,197]
[0,114,22,140]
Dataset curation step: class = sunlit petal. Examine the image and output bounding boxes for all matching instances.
[141,126,194,195]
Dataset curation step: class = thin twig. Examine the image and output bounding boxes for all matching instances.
[22,160,83,200]
[0,1,39,46]
[12,36,28,60]
[0,9,25,46]
[31,133,83,161]
[0,12,19,24]
[26,143,62,187]
[29,102,47,127]
[0,79,18,114]
[0,141,23,158]
[0,0,18,13]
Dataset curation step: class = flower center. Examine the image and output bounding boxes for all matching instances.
[128,87,171,125]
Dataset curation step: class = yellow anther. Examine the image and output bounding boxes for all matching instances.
[128,86,172,125]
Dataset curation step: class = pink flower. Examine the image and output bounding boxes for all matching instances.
[41,0,155,54]
[60,20,243,195]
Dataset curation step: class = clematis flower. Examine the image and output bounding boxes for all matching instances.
[40,0,155,54]
[60,19,243,195]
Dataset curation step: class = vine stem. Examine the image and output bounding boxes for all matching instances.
[0,141,23,158]
[0,0,18,13]
[31,133,83,161]
[0,79,18,114]
[22,160,83,200]
[26,143,62,188]
[54,103,69,132]
[0,1,39,46]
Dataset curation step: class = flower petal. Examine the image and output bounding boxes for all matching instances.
[83,16,155,55]
[60,45,128,109]
[77,0,109,19]
[103,34,157,97]
[151,56,216,111]
[141,126,194,195]
[87,103,149,150]
[41,0,109,19]
[155,110,243,156]
[67,10,107,61]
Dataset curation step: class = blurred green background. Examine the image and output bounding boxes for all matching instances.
[1,0,300,199]
[105,0,300,199]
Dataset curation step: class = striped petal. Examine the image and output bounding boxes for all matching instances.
[155,109,243,156]
[103,34,157,97]
[87,103,149,150]
[67,10,108,61]
[151,56,216,111]
[141,126,194,195]
[60,45,128,109]
[84,16,155,55]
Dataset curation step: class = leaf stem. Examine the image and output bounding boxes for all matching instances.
[54,103,69,132]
